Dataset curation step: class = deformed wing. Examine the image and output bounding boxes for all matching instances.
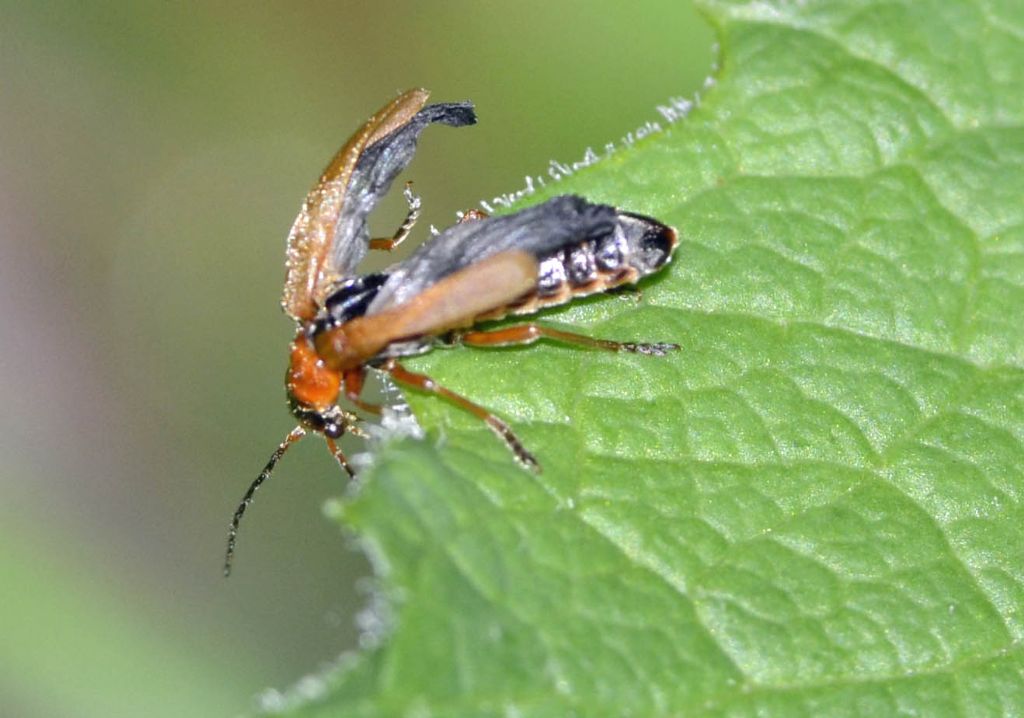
[330,102,477,281]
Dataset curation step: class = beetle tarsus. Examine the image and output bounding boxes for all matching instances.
[369,182,422,251]
[456,208,489,224]
[384,360,542,473]
[490,417,541,473]
[619,341,680,356]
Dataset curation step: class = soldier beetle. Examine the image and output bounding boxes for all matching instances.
[224,89,678,575]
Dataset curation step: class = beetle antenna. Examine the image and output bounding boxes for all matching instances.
[223,426,306,577]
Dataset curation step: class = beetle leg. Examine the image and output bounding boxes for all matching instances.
[324,436,357,478]
[343,368,384,415]
[369,182,421,251]
[384,359,540,472]
[456,323,680,356]
[337,409,370,439]
[456,208,489,224]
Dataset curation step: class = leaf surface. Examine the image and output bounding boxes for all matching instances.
[277,1,1024,715]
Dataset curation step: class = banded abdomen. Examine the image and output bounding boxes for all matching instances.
[503,210,677,318]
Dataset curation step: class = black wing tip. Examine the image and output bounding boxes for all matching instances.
[616,210,679,270]
[549,197,677,251]
[420,101,478,128]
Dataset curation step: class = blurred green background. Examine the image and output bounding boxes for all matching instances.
[0,2,713,715]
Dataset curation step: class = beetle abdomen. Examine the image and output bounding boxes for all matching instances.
[509,209,678,317]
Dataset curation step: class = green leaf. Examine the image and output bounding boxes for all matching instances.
[276,1,1024,715]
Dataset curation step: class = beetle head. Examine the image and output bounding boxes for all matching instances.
[287,401,352,439]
